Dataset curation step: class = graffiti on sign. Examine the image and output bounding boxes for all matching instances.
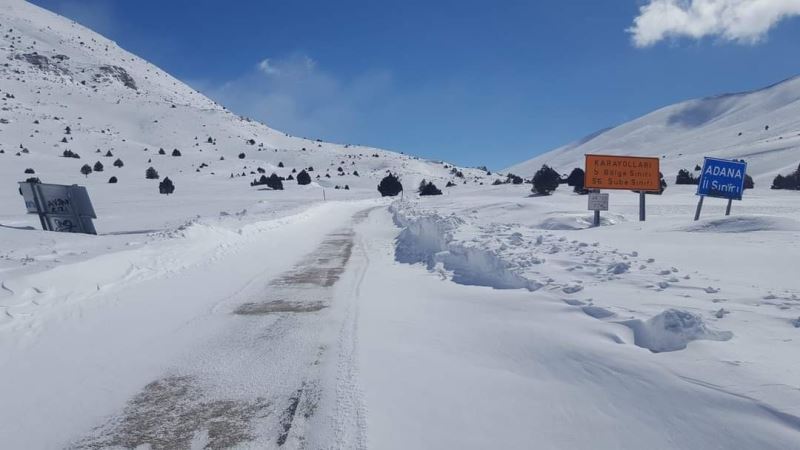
[584,154,661,191]
[18,182,97,234]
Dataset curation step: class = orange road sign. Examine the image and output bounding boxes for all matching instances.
[584,154,661,191]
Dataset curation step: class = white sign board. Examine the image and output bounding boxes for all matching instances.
[588,192,609,211]
[18,182,97,234]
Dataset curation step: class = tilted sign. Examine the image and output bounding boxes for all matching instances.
[697,157,747,201]
[587,192,609,211]
[18,182,97,234]
[584,154,661,192]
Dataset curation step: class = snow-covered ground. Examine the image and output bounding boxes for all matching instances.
[2,0,800,448]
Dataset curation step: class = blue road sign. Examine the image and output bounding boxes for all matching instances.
[697,157,747,200]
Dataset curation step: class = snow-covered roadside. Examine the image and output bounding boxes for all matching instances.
[389,194,800,427]
[0,199,382,449]
[352,206,800,449]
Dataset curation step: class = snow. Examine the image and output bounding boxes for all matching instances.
[507,75,800,185]
[1,1,800,448]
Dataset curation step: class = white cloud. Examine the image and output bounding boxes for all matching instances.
[55,0,115,36]
[257,59,279,75]
[629,0,800,47]
[198,53,392,143]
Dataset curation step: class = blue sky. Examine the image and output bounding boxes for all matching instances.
[30,0,800,169]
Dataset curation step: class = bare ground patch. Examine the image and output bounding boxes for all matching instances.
[234,300,327,315]
[71,376,270,450]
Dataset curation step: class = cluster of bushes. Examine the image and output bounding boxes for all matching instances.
[418,180,442,196]
[251,173,284,190]
[772,164,800,190]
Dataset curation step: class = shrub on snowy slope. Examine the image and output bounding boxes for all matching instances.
[675,169,699,185]
[296,169,311,185]
[159,177,175,195]
[771,164,800,190]
[378,173,403,197]
[531,165,560,195]
[418,180,443,196]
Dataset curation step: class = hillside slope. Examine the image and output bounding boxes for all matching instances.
[0,0,487,232]
[507,76,800,183]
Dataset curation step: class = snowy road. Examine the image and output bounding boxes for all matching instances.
[3,201,800,449]
[0,201,378,449]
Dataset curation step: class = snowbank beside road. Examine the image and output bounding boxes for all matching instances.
[391,202,542,291]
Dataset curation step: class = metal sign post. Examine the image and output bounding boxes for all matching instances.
[639,192,646,221]
[694,195,705,221]
[587,191,609,227]
[694,157,747,221]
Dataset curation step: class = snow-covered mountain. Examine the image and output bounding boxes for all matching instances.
[0,0,487,231]
[507,75,800,183]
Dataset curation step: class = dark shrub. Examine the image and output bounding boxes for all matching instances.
[267,173,283,190]
[418,180,443,196]
[507,173,523,184]
[146,166,159,179]
[238,153,246,159]
[675,169,699,185]
[531,165,560,195]
[93,161,104,172]
[24,168,35,174]
[172,149,182,157]
[771,164,800,190]
[113,158,124,168]
[296,169,312,185]
[159,177,175,195]
[108,176,118,184]
[80,164,92,177]
[158,148,166,155]
[378,173,403,197]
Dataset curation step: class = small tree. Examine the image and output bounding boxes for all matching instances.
[675,169,698,185]
[531,165,560,195]
[378,173,403,197]
[105,150,113,157]
[146,166,159,179]
[296,169,312,185]
[278,161,284,168]
[93,161,104,172]
[24,168,35,174]
[158,148,166,155]
[108,176,118,184]
[565,168,587,193]
[266,173,283,190]
[506,173,523,184]
[159,177,175,195]
[80,164,92,177]
[113,158,124,168]
[172,149,182,157]
[418,180,443,196]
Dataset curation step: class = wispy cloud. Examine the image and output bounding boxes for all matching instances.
[52,0,116,36]
[197,53,393,143]
[629,0,800,47]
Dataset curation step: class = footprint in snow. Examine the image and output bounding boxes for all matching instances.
[563,285,584,294]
